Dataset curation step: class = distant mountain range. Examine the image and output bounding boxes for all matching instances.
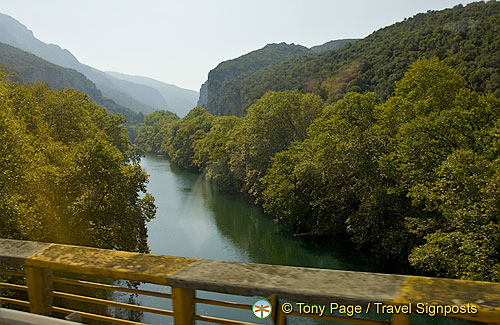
[105,71,198,118]
[0,13,198,117]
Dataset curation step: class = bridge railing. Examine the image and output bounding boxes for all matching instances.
[0,238,499,324]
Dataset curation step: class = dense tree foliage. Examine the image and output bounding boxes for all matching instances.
[262,92,383,238]
[263,59,500,281]
[135,110,179,153]
[137,58,499,281]
[206,1,500,117]
[377,58,500,280]
[0,75,155,252]
[165,107,215,169]
[192,116,241,188]
[228,91,324,200]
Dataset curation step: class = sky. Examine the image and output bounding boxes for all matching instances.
[1,0,479,91]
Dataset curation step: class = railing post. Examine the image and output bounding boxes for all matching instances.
[269,294,286,325]
[25,266,53,315]
[391,312,410,324]
[171,286,195,324]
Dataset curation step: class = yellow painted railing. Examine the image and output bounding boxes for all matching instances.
[1,238,499,324]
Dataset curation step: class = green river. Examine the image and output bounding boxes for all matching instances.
[135,154,470,325]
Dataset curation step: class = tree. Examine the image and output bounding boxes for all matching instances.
[375,58,500,278]
[0,79,156,253]
[163,107,215,169]
[230,90,324,201]
[135,110,179,153]
[192,116,241,188]
[262,92,397,244]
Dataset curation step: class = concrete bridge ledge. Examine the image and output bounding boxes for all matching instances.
[0,239,51,265]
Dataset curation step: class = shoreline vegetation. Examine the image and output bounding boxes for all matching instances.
[0,70,156,253]
[135,58,500,282]
[134,2,500,282]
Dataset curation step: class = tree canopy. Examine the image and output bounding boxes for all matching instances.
[0,74,155,253]
[136,58,499,281]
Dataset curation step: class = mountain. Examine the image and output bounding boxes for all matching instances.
[202,1,500,117]
[0,42,143,124]
[0,42,99,98]
[197,80,208,107]
[99,76,167,115]
[200,42,312,116]
[198,41,357,116]
[0,13,168,115]
[310,39,359,53]
[105,71,198,118]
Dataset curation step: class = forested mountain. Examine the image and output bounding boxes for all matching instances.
[206,1,500,116]
[0,13,168,115]
[309,39,359,53]
[197,40,359,110]
[0,42,143,124]
[200,43,312,115]
[0,42,100,98]
[106,71,199,118]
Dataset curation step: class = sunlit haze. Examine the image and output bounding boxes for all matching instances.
[1,0,479,91]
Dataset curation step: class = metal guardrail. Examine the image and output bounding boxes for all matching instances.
[1,238,499,324]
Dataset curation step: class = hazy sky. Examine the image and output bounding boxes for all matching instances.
[1,0,479,91]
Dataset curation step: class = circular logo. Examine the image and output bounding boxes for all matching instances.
[252,299,272,319]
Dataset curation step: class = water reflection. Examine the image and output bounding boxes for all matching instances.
[157,155,381,271]
[138,155,385,324]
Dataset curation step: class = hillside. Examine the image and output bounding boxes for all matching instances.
[207,1,500,116]
[105,71,199,117]
[200,43,312,116]
[309,39,359,53]
[0,42,100,98]
[0,13,168,115]
[0,42,142,124]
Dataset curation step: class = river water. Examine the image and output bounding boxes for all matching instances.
[133,154,388,324]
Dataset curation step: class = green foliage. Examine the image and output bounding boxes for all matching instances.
[0,76,155,252]
[376,59,499,278]
[135,110,179,153]
[408,151,500,281]
[262,58,500,279]
[139,90,324,198]
[262,93,404,252]
[192,116,241,188]
[229,91,324,200]
[208,1,500,116]
[409,226,500,281]
[162,107,215,169]
[137,58,500,282]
